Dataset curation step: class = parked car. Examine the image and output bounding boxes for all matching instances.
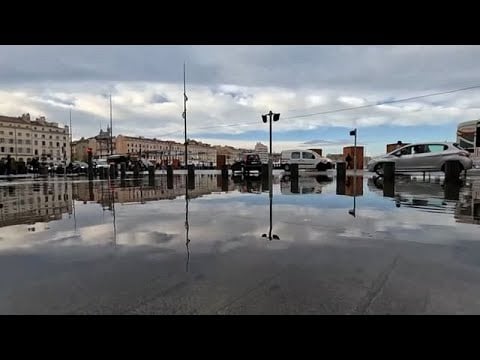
[280,149,334,171]
[367,142,473,174]
[231,153,263,176]
[71,161,89,174]
[94,158,110,170]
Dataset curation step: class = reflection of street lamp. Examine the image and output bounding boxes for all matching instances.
[262,182,280,241]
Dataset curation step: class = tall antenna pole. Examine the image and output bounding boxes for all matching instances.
[183,63,188,168]
[69,109,72,162]
[109,94,113,155]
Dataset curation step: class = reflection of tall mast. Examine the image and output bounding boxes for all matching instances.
[185,173,190,272]
[262,179,279,240]
[110,181,117,245]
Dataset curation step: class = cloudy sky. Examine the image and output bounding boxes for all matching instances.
[1,45,480,156]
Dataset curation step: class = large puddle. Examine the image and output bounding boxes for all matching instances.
[1,173,479,314]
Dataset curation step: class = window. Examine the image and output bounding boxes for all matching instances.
[0,138,3,143]
[396,146,412,156]
[63,143,66,148]
[9,147,14,153]
[8,139,13,144]
[56,142,60,147]
[56,136,59,139]
[18,139,23,144]
[34,140,38,145]
[0,131,3,134]
[34,150,38,155]
[302,152,315,159]
[49,135,52,139]
[34,134,37,138]
[42,134,45,138]
[63,136,66,140]
[0,147,4,152]
[49,142,52,147]
[34,127,37,130]
[42,141,45,146]
[427,144,448,153]
[413,144,429,154]
[26,148,31,153]
[18,148,23,153]
[26,133,30,137]
[18,133,22,136]
[9,132,13,135]
[291,152,301,159]
[25,140,30,145]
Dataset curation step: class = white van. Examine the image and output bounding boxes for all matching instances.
[280,149,334,171]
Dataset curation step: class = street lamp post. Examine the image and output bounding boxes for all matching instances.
[261,110,280,184]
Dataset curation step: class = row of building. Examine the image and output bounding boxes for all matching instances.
[0,113,272,167]
[0,114,70,164]
[71,128,271,168]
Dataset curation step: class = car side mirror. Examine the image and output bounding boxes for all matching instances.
[394,152,401,157]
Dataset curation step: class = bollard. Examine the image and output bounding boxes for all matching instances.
[187,164,195,180]
[444,180,461,200]
[262,171,270,192]
[88,180,94,201]
[336,161,346,182]
[187,172,195,190]
[133,162,140,178]
[445,160,462,183]
[109,163,116,179]
[148,165,155,186]
[148,165,155,178]
[221,164,228,178]
[261,163,269,177]
[87,152,93,181]
[120,162,126,180]
[167,165,173,177]
[290,177,299,194]
[290,163,299,178]
[167,174,173,189]
[383,161,395,183]
[383,179,395,198]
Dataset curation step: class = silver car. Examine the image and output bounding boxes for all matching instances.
[367,142,473,174]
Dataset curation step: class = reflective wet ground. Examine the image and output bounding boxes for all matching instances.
[1,172,480,314]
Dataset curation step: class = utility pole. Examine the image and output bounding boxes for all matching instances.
[261,110,280,191]
[109,94,113,156]
[183,63,188,169]
[69,109,73,163]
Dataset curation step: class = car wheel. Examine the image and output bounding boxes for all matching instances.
[284,164,290,172]
[316,163,327,171]
[441,161,463,173]
[374,163,384,175]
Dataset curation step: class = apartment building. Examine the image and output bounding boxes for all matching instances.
[255,142,269,163]
[0,113,70,163]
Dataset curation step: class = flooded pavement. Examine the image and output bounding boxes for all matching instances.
[1,172,480,314]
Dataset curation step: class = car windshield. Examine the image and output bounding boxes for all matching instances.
[246,155,259,161]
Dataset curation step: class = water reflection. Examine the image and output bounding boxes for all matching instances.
[185,173,191,272]
[262,178,280,241]
[0,181,73,229]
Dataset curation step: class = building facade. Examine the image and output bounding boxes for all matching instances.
[255,142,269,163]
[0,114,70,164]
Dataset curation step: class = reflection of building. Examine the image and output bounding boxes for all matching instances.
[73,176,235,206]
[0,182,73,228]
[345,176,363,196]
[0,113,70,163]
